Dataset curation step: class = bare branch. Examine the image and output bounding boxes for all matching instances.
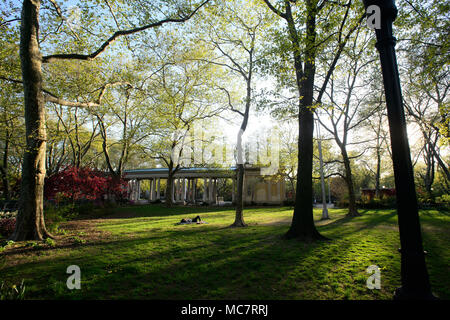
[42,0,211,63]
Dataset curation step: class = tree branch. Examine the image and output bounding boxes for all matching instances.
[42,0,211,63]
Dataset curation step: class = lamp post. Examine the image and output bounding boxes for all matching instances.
[362,0,434,299]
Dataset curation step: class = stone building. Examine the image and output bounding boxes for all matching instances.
[123,167,285,205]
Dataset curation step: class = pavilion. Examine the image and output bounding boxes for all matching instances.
[123,166,286,205]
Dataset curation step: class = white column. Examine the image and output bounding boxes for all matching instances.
[208,178,213,204]
[203,178,207,202]
[137,179,141,200]
[152,179,157,201]
[149,179,153,201]
[181,178,186,201]
[213,179,217,204]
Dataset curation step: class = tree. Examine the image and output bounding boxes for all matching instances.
[140,40,225,206]
[263,0,364,239]
[196,0,270,226]
[8,0,211,240]
[316,28,377,217]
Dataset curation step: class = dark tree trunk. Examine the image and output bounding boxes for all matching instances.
[10,0,52,241]
[165,162,175,207]
[340,146,360,217]
[231,163,246,227]
[285,0,325,241]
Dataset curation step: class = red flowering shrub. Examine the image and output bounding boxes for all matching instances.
[45,167,127,202]
[0,218,16,238]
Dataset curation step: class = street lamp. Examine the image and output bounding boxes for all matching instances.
[362,0,435,299]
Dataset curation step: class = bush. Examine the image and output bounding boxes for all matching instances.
[359,196,396,209]
[0,211,17,220]
[337,199,349,208]
[0,218,16,238]
[436,194,450,204]
[435,194,450,209]
[45,166,128,203]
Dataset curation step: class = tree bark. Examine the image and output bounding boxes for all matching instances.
[165,161,175,207]
[340,145,360,217]
[10,0,52,241]
[231,163,247,227]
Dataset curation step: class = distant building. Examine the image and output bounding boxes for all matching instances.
[123,166,285,205]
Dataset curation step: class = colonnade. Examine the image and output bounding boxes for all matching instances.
[128,178,161,202]
[128,177,236,204]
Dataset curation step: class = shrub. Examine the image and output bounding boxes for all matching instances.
[337,199,349,208]
[359,196,396,209]
[435,194,450,209]
[45,166,128,203]
[0,211,17,220]
[45,238,56,246]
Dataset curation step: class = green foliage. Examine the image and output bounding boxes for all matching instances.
[71,236,85,245]
[45,238,56,247]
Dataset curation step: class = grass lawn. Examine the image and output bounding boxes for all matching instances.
[0,205,449,300]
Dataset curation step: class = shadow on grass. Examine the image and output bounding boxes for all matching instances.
[1,226,335,299]
[318,210,397,236]
[2,208,447,299]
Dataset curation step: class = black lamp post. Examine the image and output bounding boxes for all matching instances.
[362,0,435,299]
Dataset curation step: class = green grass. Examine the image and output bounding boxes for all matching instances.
[0,205,448,300]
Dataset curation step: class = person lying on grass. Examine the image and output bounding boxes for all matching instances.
[178,216,206,224]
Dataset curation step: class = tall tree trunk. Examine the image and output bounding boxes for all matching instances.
[285,0,325,240]
[231,164,246,227]
[1,131,10,201]
[341,146,360,217]
[423,142,435,197]
[231,122,248,227]
[230,56,252,228]
[10,0,52,241]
